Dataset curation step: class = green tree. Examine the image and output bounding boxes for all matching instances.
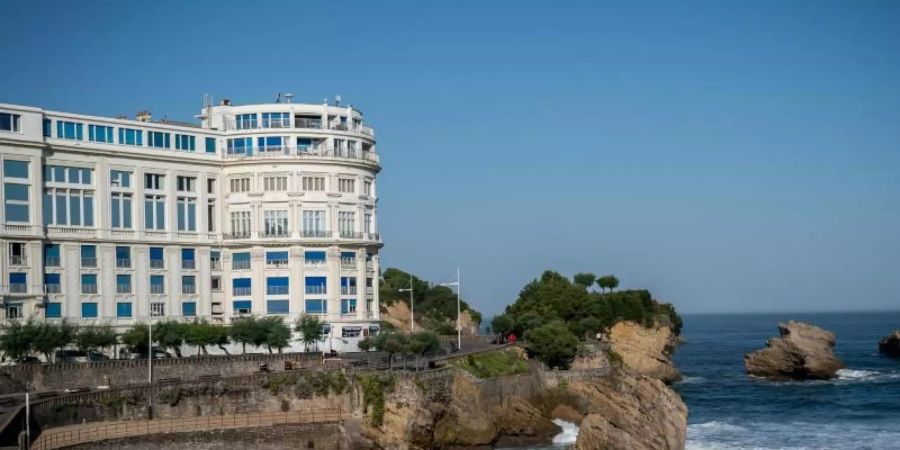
[573,272,597,288]
[184,321,229,356]
[524,321,580,369]
[260,316,291,353]
[229,317,258,354]
[33,321,75,362]
[0,320,37,360]
[74,324,117,355]
[408,331,440,355]
[490,314,515,337]
[597,275,620,292]
[295,315,323,351]
[154,321,186,358]
[120,324,150,355]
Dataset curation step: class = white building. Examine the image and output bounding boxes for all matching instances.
[0,96,382,352]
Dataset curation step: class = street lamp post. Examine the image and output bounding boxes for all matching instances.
[440,267,461,351]
[398,275,414,332]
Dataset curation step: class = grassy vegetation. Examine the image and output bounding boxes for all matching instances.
[454,349,529,378]
[357,373,395,427]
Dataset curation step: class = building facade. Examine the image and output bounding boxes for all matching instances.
[0,97,382,352]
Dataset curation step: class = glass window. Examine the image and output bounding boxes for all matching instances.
[232,252,251,270]
[182,302,196,317]
[148,131,170,148]
[233,277,251,296]
[110,170,131,188]
[305,276,327,294]
[266,277,289,295]
[205,137,216,153]
[56,121,84,140]
[0,112,22,132]
[44,243,61,266]
[267,300,290,315]
[150,275,165,293]
[116,302,133,318]
[305,299,326,314]
[235,113,257,130]
[46,303,62,318]
[175,134,195,151]
[4,160,29,179]
[226,137,252,155]
[118,128,143,146]
[81,303,98,318]
[88,125,114,143]
[266,251,289,266]
[233,300,252,314]
[341,299,358,315]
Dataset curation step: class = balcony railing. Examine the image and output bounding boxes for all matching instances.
[116,258,131,268]
[267,259,289,268]
[224,232,251,239]
[150,259,165,269]
[304,260,327,269]
[295,118,322,129]
[81,257,97,268]
[210,260,222,270]
[44,257,61,267]
[44,284,62,294]
[82,285,98,294]
[261,229,290,238]
[182,260,196,270]
[302,230,330,238]
[9,256,26,266]
[150,285,165,294]
[263,118,292,128]
[223,146,380,165]
[116,284,132,294]
[341,286,357,295]
[182,285,197,294]
[232,260,251,270]
[341,259,357,270]
[366,286,375,295]
[233,287,252,296]
[305,286,326,295]
[340,231,363,239]
[267,286,289,295]
[8,284,27,294]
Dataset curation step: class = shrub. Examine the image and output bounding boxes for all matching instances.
[524,321,580,369]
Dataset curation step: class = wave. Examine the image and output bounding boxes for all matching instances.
[551,419,579,445]
[687,419,900,450]
[677,376,707,385]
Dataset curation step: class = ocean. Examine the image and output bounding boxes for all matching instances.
[674,312,900,450]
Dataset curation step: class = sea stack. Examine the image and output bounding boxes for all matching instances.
[878,331,900,357]
[744,321,844,380]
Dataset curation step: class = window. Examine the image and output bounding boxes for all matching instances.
[44,273,61,293]
[305,276,327,295]
[88,124,114,143]
[56,121,83,140]
[182,276,196,294]
[150,275,165,294]
[267,277,289,295]
[266,251,289,267]
[338,178,355,193]
[305,299,326,315]
[81,274,98,294]
[341,299,358,315]
[8,242,26,265]
[207,178,216,194]
[181,248,195,269]
[233,278,251,296]
[211,276,222,291]
[297,138,324,152]
[364,213,373,235]
[232,252,251,270]
[207,200,216,232]
[261,112,290,128]
[6,303,22,319]
[363,180,372,196]
[4,160,30,223]
[150,303,165,317]
[46,303,62,318]
[347,140,358,157]
[263,175,287,191]
[342,326,362,338]
[148,131,170,148]
[210,250,221,270]
[149,247,164,268]
[42,166,95,227]
[8,273,26,293]
[175,134,195,151]
[295,115,322,129]
[230,211,250,237]
[177,197,196,231]
[235,113,257,130]
[182,302,196,317]
[81,245,96,267]
[43,119,51,137]
[304,251,326,267]
[226,138,252,155]
[110,170,131,188]
[116,274,132,294]
[119,128,143,146]
[302,210,326,237]
[144,173,164,190]
[115,246,131,268]
[0,112,21,132]
[144,195,165,230]
[302,176,325,191]
[267,300,290,315]
[110,192,133,229]
[263,210,288,237]
[44,243,61,267]
[205,137,216,153]
[257,136,285,152]
[176,176,195,192]
[81,303,98,318]
[341,276,357,294]
[338,211,356,238]
[117,302,133,318]
[229,178,250,193]
[233,300,251,315]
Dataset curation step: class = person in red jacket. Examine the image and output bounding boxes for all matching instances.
[508,333,517,345]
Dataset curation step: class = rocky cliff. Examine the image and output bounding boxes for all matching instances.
[380,302,480,335]
[744,321,845,380]
[606,321,681,383]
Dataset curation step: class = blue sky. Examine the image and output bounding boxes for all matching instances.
[2,1,899,315]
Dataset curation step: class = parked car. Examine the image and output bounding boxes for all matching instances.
[121,348,171,360]
[54,350,109,363]
[0,356,42,366]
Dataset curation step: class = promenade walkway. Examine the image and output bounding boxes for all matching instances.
[30,409,343,450]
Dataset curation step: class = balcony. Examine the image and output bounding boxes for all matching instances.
[341,286,357,295]
[81,257,97,268]
[223,146,380,165]
[340,231,363,240]
[116,258,131,269]
[367,233,381,241]
[366,286,375,295]
[267,286,289,295]
[261,229,290,238]
[210,260,222,270]
[44,257,61,267]
[295,118,322,129]
[150,285,165,294]
[232,260,251,270]
[305,286,326,295]
[9,256,26,266]
[44,284,62,294]
[304,260,327,269]
[116,284,132,294]
[150,259,165,269]
[182,260,196,270]
[8,283,27,294]
[267,259,289,268]
[224,232,251,240]
[233,287,252,296]
[302,229,330,238]
[341,259,357,270]
[81,285,98,294]
[182,285,197,295]
[263,118,292,128]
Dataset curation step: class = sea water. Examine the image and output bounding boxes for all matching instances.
[674,312,900,450]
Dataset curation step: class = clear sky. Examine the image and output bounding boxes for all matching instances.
[2,1,899,316]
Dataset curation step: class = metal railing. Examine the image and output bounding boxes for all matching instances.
[266,259,289,268]
[8,283,27,294]
[223,147,380,165]
[305,286,326,295]
[232,260,251,270]
[182,260,196,270]
[81,285,98,294]
[340,231,363,239]
[149,259,165,269]
[150,285,165,294]
[44,284,62,294]
[295,118,322,129]
[116,258,131,268]
[81,257,97,267]
[340,259,357,269]
[116,284,132,294]
[267,286,289,295]
[340,286,357,295]
[302,229,330,238]
[233,287,252,296]
[44,257,61,267]
[210,260,222,270]
[182,285,197,294]
[261,229,290,238]
[9,255,26,266]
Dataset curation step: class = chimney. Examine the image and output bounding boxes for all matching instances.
[136,111,152,122]
[221,99,231,106]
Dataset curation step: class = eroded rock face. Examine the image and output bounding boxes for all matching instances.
[607,321,681,383]
[744,321,844,380]
[572,372,687,450]
[879,331,900,357]
[380,302,480,335]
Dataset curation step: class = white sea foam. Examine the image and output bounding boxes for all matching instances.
[677,375,707,385]
[551,419,579,445]
[836,368,878,380]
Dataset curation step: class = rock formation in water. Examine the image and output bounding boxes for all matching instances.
[878,331,900,357]
[606,321,682,383]
[744,320,845,380]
